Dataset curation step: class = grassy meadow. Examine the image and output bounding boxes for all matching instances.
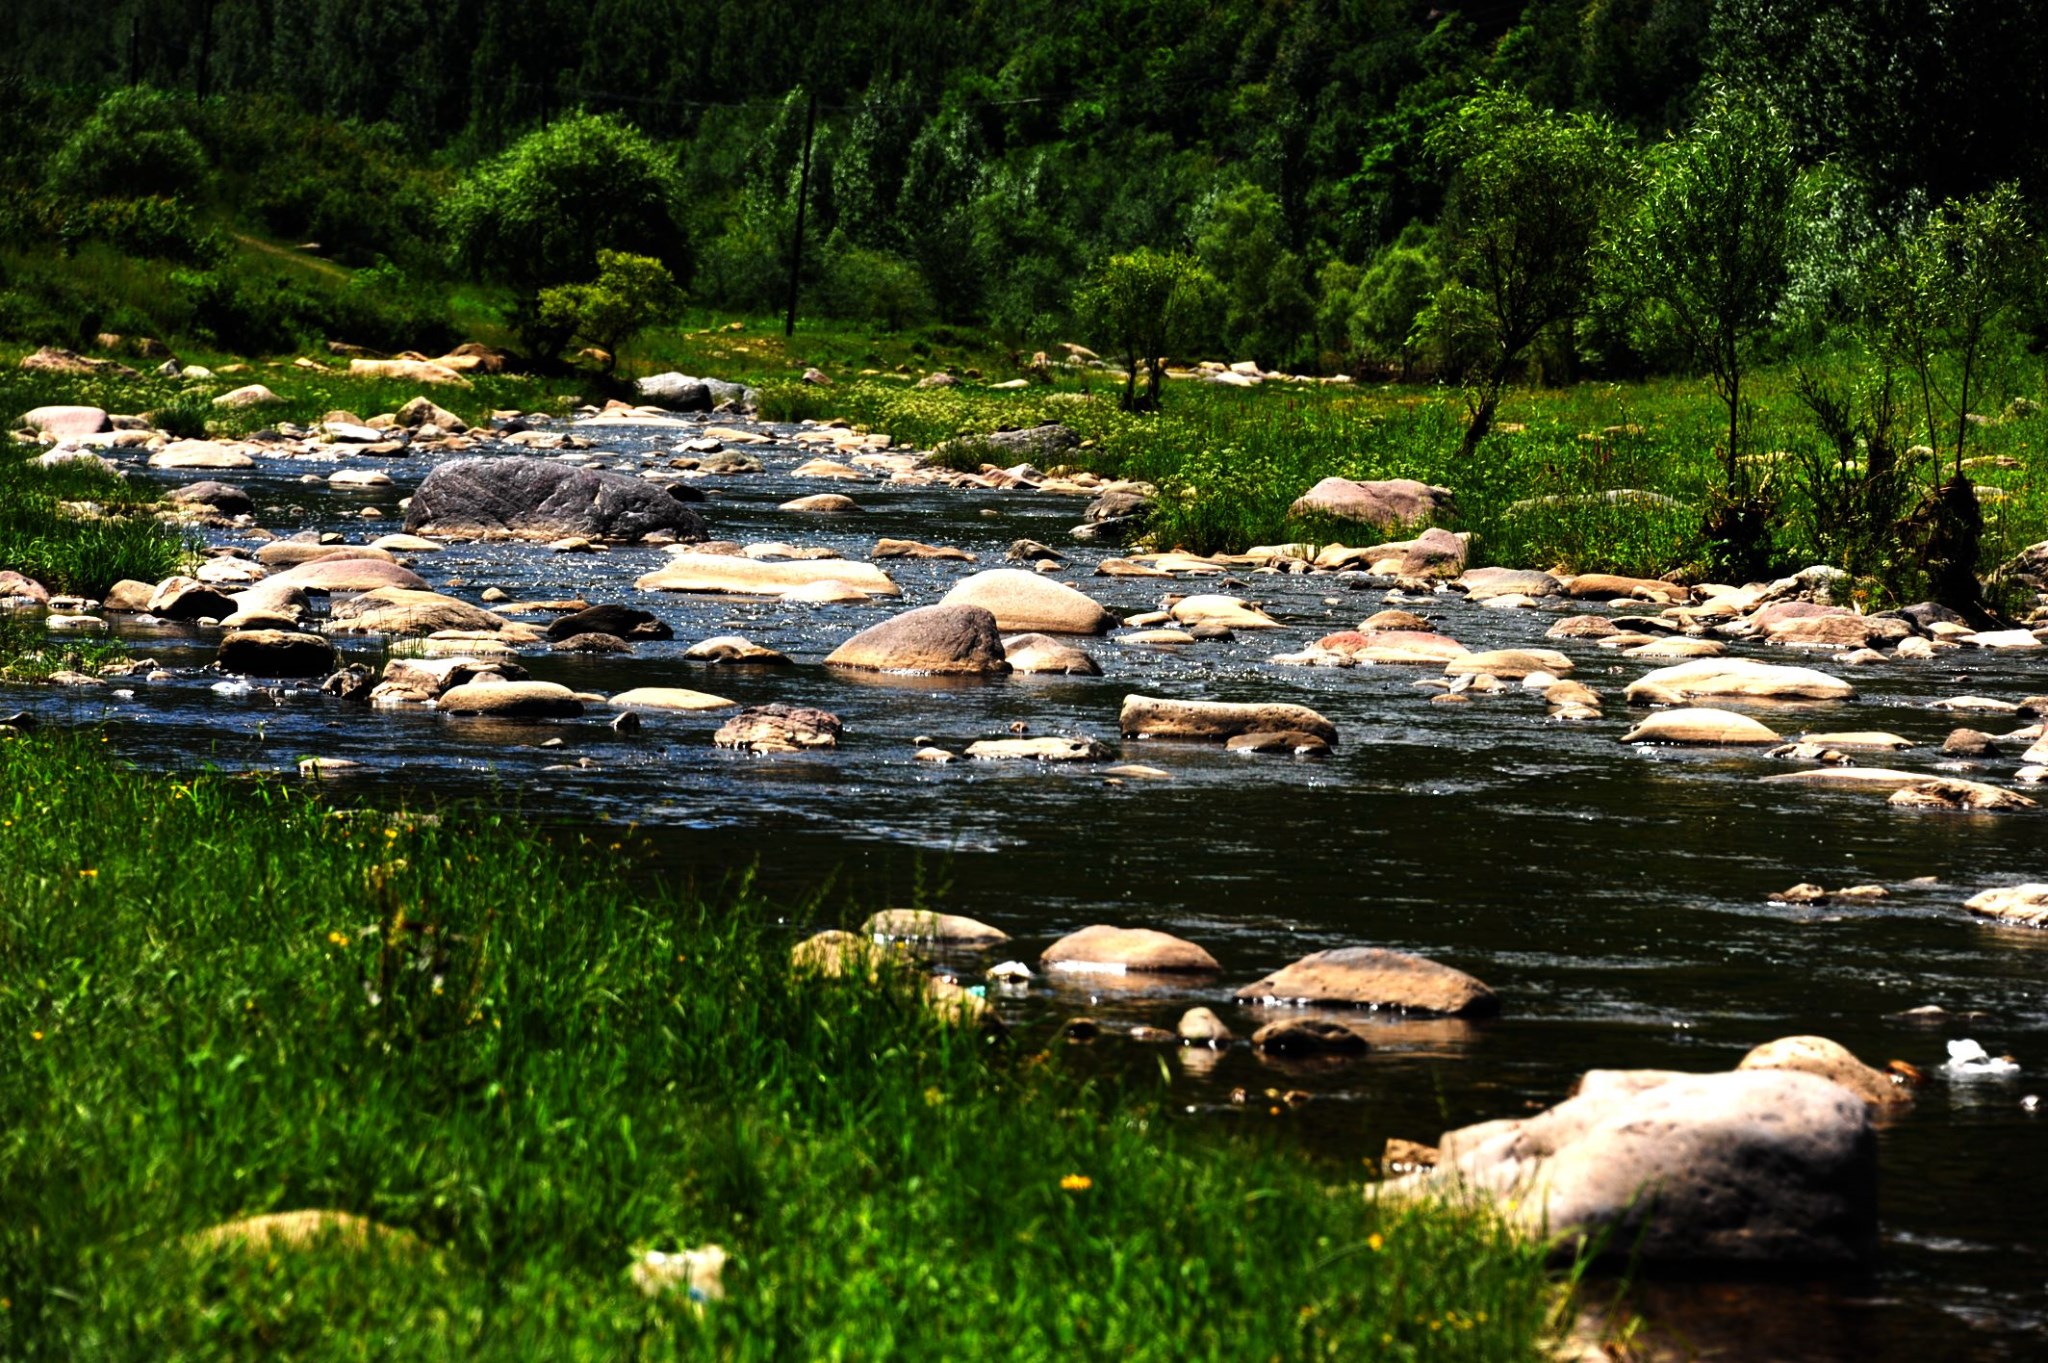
[0,733,1567,1360]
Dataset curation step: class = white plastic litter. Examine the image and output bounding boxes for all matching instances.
[1944,1038,2021,1077]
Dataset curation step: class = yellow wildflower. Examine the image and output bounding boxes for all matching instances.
[1059,1173,1092,1192]
[1367,1232,1384,1252]
[327,931,350,947]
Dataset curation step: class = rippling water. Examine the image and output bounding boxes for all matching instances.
[24,415,2048,1360]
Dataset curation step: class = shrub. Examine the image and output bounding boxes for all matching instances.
[45,87,209,202]
[534,249,682,369]
[56,196,226,267]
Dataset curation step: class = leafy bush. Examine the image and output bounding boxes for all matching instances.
[322,258,455,354]
[535,249,682,368]
[45,87,208,202]
[56,196,225,266]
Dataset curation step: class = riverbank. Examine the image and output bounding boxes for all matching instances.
[0,732,1565,1359]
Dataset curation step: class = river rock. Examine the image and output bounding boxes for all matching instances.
[1224,730,1330,755]
[605,687,737,711]
[256,541,399,568]
[863,909,1009,944]
[1361,609,1432,632]
[683,635,790,664]
[825,604,1009,674]
[1943,728,1999,758]
[100,579,154,612]
[1041,925,1220,974]
[372,657,525,703]
[405,457,708,542]
[1766,614,1913,650]
[216,629,339,678]
[546,604,673,642]
[1622,708,1781,745]
[1888,778,2037,812]
[150,441,253,470]
[0,571,50,604]
[1236,946,1499,1017]
[779,578,883,604]
[1623,637,1725,660]
[1461,567,1564,600]
[1254,1017,1370,1055]
[146,577,238,621]
[1177,1007,1235,1043]
[1289,476,1454,530]
[1322,629,1470,664]
[1567,573,1687,604]
[327,588,507,635]
[963,736,1114,762]
[1444,648,1573,680]
[1759,768,1930,791]
[553,631,630,654]
[1002,632,1101,675]
[1120,694,1338,745]
[163,481,251,517]
[1417,1069,1877,1266]
[939,569,1114,634]
[19,405,109,439]
[1626,658,1856,704]
[437,680,582,718]
[1737,1036,1912,1108]
[1169,595,1282,629]
[1963,884,2048,926]
[780,492,861,513]
[872,538,974,561]
[638,552,901,598]
[713,703,841,752]
[264,558,427,593]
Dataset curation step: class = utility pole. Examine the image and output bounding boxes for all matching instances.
[783,87,818,339]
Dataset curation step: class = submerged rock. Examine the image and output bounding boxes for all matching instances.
[1622,708,1781,745]
[546,604,673,642]
[713,703,841,753]
[1254,1017,1370,1055]
[215,629,339,679]
[825,604,1010,674]
[1120,694,1338,745]
[406,456,708,542]
[1002,632,1101,675]
[638,552,901,598]
[436,680,582,718]
[963,736,1113,762]
[1964,883,2048,926]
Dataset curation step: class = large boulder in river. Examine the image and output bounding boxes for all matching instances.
[1626,658,1856,704]
[1964,883,2048,926]
[825,604,1010,674]
[1003,632,1101,675]
[19,405,109,439]
[1041,925,1220,974]
[1288,477,1454,530]
[263,558,427,594]
[216,629,339,678]
[405,457,708,543]
[1411,1069,1878,1267]
[436,680,581,718]
[940,569,1114,634]
[256,541,399,569]
[1120,694,1338,744]
[1236,947,1498,1017]
[713,704,842,753]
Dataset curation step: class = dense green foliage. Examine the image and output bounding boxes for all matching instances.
[0,734,1563,1359]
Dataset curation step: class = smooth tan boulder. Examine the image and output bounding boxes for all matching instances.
[939,569,1114,634]
[369,533,444,553]
[256,542,400,568]
[1361,609,1432,632]
[437,680,581,717]
[1235,946,1498,1017]
[779,493,861,513]
[1738,1036,1912,1108]
[780,579,881,604]
[264,558,427,593]
[1168,595,1282,629]
[1120,694,1337,745]
[1461,567,1565,600]
[872,538,973,561]
[863,909,1009,945]
[1568,573,1688,603]
[349,357,471,386]
[1626,658,1855,704]
[825,604,1009,674]
[605,687,737,711]
[1759,768,1928,791]
[1041,925,1220,974]
[964,736,1114,762]
[1319,629,1469,664]
[373,656,524,703]
[1797,731,1911,749]
[1444,648,1573,679]
[327,589,507,635]
[149,440,254,469]
[1548,614,1619,639]
[1288,476,1453,530]
[1002,632,1101,675]
[1177,1006,1235,1042]
[1624,637,1725,660]
[684,635,791,664]
[638,553,901,597]
[1623,708,1781,745]
[1964,884,2048,926]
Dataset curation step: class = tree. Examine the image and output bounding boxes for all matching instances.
[535,250,683,370]
[442,112,684,358]
[1613,86,1801,490]
[1349,226,1442,380]
[1427,87,1627,457]
[1078,249,1197,413]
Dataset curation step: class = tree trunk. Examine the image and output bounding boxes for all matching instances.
[1456,358,1512,459]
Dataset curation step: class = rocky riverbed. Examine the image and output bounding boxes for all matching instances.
[11,394,2048,1360]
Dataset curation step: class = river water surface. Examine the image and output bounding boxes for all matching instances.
[26,413,2048,1360]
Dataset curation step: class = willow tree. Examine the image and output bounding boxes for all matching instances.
[1427,87,1627,458]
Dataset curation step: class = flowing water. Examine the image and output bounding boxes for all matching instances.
[24,415,2048,1360]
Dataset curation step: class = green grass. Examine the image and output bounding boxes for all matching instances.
[0,443,191,597]
[0,734,1565,1360]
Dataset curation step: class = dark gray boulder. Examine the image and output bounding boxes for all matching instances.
[403,457,708,543]
[546,603,674,642]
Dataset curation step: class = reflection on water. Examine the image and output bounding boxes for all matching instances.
[15,416,2048,1360]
